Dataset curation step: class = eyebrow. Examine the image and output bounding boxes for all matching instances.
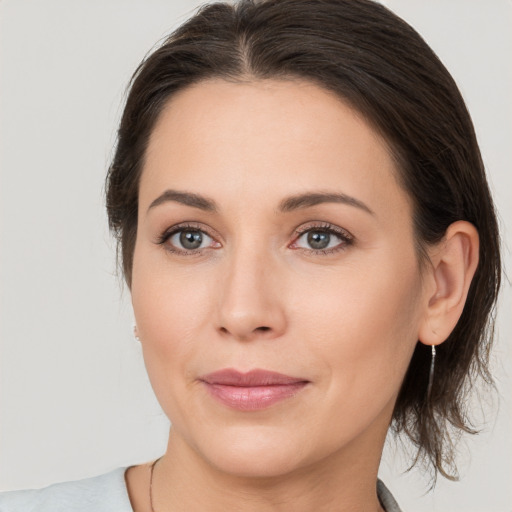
[147,189,374,216]
[278,191,375,215]
[148,190,218,213]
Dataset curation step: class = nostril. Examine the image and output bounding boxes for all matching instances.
[217,324,275,340]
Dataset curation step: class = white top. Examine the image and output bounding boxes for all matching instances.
[0,468,402,512]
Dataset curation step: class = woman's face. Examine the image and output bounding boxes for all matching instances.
[132,78,429,477]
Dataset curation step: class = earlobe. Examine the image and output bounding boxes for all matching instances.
[418,221,479,346]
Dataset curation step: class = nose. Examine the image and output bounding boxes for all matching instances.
[215,245,287,342]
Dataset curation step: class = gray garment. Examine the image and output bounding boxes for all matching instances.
[378,479,402,512]
[0,469,132,512]
[0,468,402,512]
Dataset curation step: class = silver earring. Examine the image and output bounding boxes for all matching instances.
[133,325,140,342]
[427,344,436,400]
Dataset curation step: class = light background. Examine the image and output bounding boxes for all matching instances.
[0,1,511,511]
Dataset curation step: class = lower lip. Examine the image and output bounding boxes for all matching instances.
[202,382,308,411]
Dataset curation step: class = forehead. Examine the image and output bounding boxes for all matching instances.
[140,78,410,220]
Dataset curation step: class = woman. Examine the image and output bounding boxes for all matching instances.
[0,0,502,510]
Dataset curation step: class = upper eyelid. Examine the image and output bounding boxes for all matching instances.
[293,222,353,239]
[155,223,212,249]
[161,222,217,239]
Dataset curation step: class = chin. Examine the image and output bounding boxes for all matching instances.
[194,425,313,479]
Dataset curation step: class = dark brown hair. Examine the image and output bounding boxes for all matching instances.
[106,0,501,480]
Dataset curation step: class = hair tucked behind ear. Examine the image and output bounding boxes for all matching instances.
[106,0,501,481]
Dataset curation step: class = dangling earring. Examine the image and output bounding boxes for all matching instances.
[133,325,140,342]
[427,344,436,400]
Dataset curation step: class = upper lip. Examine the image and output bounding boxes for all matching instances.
[200,368,309,387]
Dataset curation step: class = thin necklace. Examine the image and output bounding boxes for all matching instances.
[149,457,162,512]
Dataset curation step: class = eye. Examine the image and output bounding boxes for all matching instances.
[291,223,353,254]
[170,229,212,250]
[296,230,341,251]
[157,224,220,254]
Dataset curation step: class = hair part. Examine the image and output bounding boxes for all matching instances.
[106,0,501,481]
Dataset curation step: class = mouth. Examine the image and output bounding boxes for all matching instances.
[199,368,310,411]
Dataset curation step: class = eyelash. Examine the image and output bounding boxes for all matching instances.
[156,221,354,256]
[291,222,354,255]
[156,222,217,256]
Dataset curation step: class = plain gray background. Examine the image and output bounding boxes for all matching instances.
[1,1,511,511]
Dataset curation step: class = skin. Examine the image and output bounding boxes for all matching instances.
[125,78,479,511]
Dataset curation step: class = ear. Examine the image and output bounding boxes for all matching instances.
[418,221,479,346]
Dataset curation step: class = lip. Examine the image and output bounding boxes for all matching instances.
[200,369,309,411]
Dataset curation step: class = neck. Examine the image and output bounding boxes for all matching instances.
[153,426,387,512]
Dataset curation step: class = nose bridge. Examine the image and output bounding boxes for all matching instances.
[216,235,286,340]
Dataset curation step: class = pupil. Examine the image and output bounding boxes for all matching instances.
[307,231,330,249]
[180,230,203,249]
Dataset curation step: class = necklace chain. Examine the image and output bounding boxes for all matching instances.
[149,457,161,512]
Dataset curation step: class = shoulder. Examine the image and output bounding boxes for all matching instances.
[377,479,403,512]
[0,467,133,512]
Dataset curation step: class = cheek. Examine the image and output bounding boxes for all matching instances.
[132,241,214,334]
[294,255,423,403]
[130,251,217,407]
